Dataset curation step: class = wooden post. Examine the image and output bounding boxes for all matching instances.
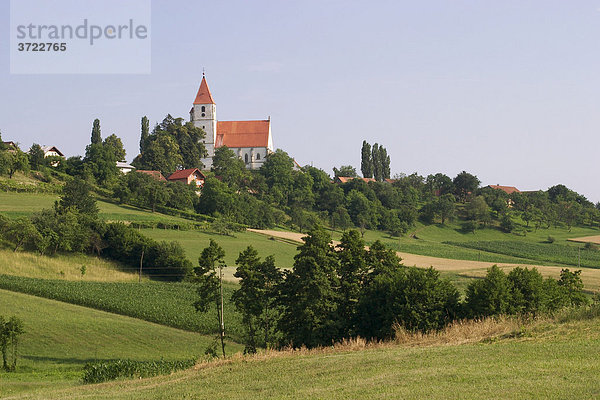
[139,248,144,283]
[219,264,226,357]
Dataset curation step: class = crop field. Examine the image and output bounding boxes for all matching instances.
[0,275,245,341]
[447,240,600,269]
[17,311,600,400]
[0,289,243,398]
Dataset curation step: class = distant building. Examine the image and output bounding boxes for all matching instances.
[136,170,167,181]
[116,161,135,174]
[41,145,64,158]
[167,168,206,187]
[2,141,18,152]
[334,176,376,184]
[190,74,274,170]
[486,185,520,195]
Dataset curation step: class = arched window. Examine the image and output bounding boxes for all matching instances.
[256,153,261,160]
[201,106,206,112]
[245,154,249,164]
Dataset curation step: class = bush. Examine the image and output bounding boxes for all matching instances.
[465,265,512,318]
[102,223,192,281]
[82,359,196,383]
[547,236,555,243]
[357,267,460,339]
[461,220,477,233]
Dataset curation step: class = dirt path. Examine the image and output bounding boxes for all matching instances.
[247,229,600,292]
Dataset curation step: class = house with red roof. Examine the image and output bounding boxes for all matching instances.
[137,170,167,181]
[334,176,376,184]
[486,185,520,195]
[167,168,206,187]
[190,74,274,170]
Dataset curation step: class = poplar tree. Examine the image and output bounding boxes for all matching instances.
[372,143,381,181]
[140,116,149,153]
[91,119,102,145]
[360,140,373,178]
[380,146,391,180]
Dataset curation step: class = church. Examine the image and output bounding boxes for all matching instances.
[190,75,274,170]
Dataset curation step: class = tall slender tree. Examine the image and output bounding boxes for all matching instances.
[91,119,102,145]
[140,116,149,153]
[360,141,373,178]
[372,143,381,181]
[380,146,390,180]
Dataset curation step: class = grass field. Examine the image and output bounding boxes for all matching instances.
[12,310,600,399]
[0,247,140,282]
[0,192,191,225]
[0,289,243,398]
[140,229,298,280]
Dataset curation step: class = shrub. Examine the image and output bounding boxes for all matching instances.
[82,359,196,383]
[547,236,555,243]
[357,267,460,339]
[464,265,512,318]
[461,221,477,233]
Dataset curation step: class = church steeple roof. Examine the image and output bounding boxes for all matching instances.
[193,75,215,105]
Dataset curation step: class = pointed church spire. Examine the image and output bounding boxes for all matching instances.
[193,75,215,105]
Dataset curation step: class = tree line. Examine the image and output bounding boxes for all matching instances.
[194,227,589,354]
[7,117,600,240]
[0,178,191,281]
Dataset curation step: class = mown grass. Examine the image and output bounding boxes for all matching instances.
[0,247,140,282]
[0,192,192,225]
[0,289,243,398]
[140,228,298,275]
[0,275,245,341]
[18,310,600,400]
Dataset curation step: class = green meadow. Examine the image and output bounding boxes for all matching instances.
[12,311,600,400]
[0,289,243,399]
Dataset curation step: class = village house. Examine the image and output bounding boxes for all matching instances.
[486,184,520,195]
[334,176,376,184]
[2,141,18,152]
[41,145,64,158]
[137,170,167,181]
[190,74,274,170]
[116,161,135,174]
[167,168,206,187]
[486,184,521,207]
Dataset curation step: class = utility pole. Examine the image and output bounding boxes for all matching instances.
[219,263,225,357]
[139,247,144,283]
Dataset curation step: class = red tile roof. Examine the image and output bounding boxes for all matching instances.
[137,170,166,181]
[168,168,206,180]
[216,120,270,148]
[487,185,520,195]
[193,76,215,105]
[336,176,376,184]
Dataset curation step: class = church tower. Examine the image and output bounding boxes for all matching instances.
[190,74,216,169]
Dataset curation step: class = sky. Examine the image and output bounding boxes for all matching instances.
[2,0,600,201]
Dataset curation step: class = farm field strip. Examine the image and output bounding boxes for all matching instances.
[0,275,245,341]
[249,229,600,292]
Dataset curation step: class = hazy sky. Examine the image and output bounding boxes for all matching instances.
[2,1,600,201]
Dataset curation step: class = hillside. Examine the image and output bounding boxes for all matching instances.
[0,289,243,398]
[9,310,600,400]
